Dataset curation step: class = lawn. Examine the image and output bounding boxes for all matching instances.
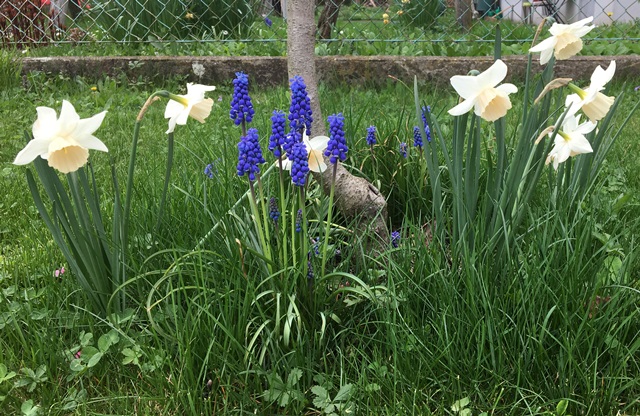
[1,57,640,415]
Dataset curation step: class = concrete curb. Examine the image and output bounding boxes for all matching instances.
[21,55,639,87]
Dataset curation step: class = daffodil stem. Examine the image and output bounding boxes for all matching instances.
[321,163,337,277]
[155,132,174,232]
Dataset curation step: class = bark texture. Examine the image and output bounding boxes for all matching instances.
[317,0,344,40]
[286,0,389,247]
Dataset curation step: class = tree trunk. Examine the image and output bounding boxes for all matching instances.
[317,0,344,40]
[455,0,473,30]
[286,0,389,249]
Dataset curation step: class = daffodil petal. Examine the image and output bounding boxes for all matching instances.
[74,111,107,138]
[57,100,81,136]
[568,135,593,154]
[574,120,597,135]
[529,36,557,53]
[166,116,178,134]
[308,149,327,172]
[309,135,330,151]
[476,59,508,89]
[448,98,476,116]
[164,99,185,119]
[13,139,51,165]
[189,99,213,123]
[48,146,89,174]
[450,75,484,100]
[496,83,518,95]
[77,135,109,153]
[590,61,616,89]
[281,158,293,171]
[32,106,58,140]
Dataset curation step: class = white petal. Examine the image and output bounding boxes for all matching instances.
[32,106,59,140]
[74,111,107,138]
[308,149,327,173]
[13,139,51,165]
[450,75,483,100]
[574,120,597,135]
[476,59,508,88]
[590,61,616,89]
[496,83,518,95]
[568,134,593,154]
[562,113,579,132]
[568,16,594,31]
[448,98,476,116]
[539,45,555,65]
[77,135,108,153]
[57,100,81,136]
[309,135,330,151]
[164,99,185,119]
[529,36,556,54]
[166,116,178,134]
[186,83,216,98]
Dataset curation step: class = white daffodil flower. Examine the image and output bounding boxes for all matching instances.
[164,83,216,134]
[281,131,330,173]
[545,113,596,170]
[529,17,595,65]
[448,59,518,122]
[565,61,616,123]
[14,100,107,174]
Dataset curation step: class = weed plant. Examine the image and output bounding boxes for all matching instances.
[1,64,640,415]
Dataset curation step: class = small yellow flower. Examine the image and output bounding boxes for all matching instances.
[402,0,410,3]
[90,86,97,92]
[606,11,613,17]
[185,12,194,19]
[397,10,403,15]
[383,19,390,24]
[382,13,389,19]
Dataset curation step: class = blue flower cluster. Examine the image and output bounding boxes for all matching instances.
[236,128,265,181]
[295,209,303,232]
[269,197,280,223]
[413,126,423,148]
[391,231,401,248]
[421,106,432,143]
[264,17,273,27]
[204,163,216,179]
[399,142,407,158]
[269,110,286,158]
[366,125,377,146]
[283,131,301,160]
[230,72,255,126]
[288,76,313,135]
[325,113,348,164]
[289,141,309,187]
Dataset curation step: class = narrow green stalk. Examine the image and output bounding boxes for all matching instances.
[321,163,337,277]
[299,188,309,279]
[278,156,288,270]
[256,173,271,257]
[248,180,272,274]
[155,131,174,232]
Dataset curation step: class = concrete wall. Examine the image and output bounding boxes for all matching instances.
[20,55,640,89]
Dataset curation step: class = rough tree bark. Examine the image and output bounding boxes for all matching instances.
[317,0,345,40]
[286,0,389,247]
[455,0,473,30]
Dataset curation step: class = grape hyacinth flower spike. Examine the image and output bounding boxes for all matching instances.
[290,141,310,187]
[413,126,423,149]
[325,113,348,164]
[269,110,286,158]
[236,128,266,181]
[366,125,377,147]
[230,72,255,127]
[289,75,313,135]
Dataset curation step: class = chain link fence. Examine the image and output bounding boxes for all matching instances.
[1,0,639,53]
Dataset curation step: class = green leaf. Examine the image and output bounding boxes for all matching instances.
[452,397,470,412]
[311,385,331,409]
[334,383,353,402]
[86,352,103,368]
[69,359,85,373]
[98,330,119,352]
[21,399,40,416]
[287,368,302,387]
[556,399,568,416]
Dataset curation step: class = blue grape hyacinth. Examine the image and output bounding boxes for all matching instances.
[413,126,423,148]
[391,231,401,248]
[290,141,309,187]
[421,106,432,143]
[236,128,265,181]
[366,125,377,146]
[399,142,407,158]
[269,110,286,158]
[230,72,255,126]
[325,113,348,164]
[295,209,303,232]
[288,76,313,135]
[269,197,280,223]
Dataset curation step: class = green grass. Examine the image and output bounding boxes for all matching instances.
[1,67,640,414]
